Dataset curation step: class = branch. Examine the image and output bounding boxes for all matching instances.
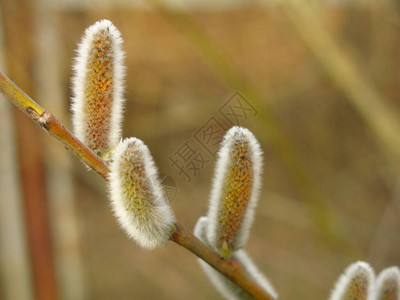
[171,222,274,300]
[0,71,274,300]
[0,72,109,179]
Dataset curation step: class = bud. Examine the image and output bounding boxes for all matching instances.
[375,267,400,300]
[329,261,375,300]
[71,19,125,157]
[207,126,263,258]
[109,137,175,249]
[194,217,277,300]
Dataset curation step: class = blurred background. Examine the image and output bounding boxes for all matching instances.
[0,0,400,299]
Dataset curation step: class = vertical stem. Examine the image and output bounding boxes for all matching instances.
[0,8,33,298]
[1,0,58,299]
[34,5,88,299]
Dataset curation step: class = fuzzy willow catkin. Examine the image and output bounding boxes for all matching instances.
[109,138,175,249]
[71,19,125,157]
[194,217,278,300]
[207,126,263,259]
[375,267,400,300]
[329,261,375,300]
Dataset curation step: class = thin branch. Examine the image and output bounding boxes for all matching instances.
[171,222,274,300]
[0,71,275,300]
[0,72,109,179]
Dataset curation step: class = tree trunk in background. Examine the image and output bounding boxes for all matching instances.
[34,6,88,300]
[0,4,33,299]
[1,0,58,299]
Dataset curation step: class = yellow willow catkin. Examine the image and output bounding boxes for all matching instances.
[375,267,400,300]
[329,261,375,300]
[71,19,125,157]
[207,126,263,259]
[109,138,175,249]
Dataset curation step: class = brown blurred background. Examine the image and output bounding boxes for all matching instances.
[0,0,400,299]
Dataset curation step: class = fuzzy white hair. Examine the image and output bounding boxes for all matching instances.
[329,261,375,300]
[194,216,277,300]
[71,19,125,155]
[374,266,400,300]
[206,126,263,255]
[109,137,175,249]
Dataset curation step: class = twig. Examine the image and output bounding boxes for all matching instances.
[0,71,275,300]
[171,222,274,300]
[0,72,109,179]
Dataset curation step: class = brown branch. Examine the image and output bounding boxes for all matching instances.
[0,71,275,300]
[171,222,274,300]
[0,72,109,180]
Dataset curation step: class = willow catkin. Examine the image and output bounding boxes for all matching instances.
[109,138,175,249]
[71,19,125,157]
[207,126,263,258]
[375,267,400,300]
[329,261,375,300]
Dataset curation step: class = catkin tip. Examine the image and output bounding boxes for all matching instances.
[375,266,400,300]
[329,261,375,300]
